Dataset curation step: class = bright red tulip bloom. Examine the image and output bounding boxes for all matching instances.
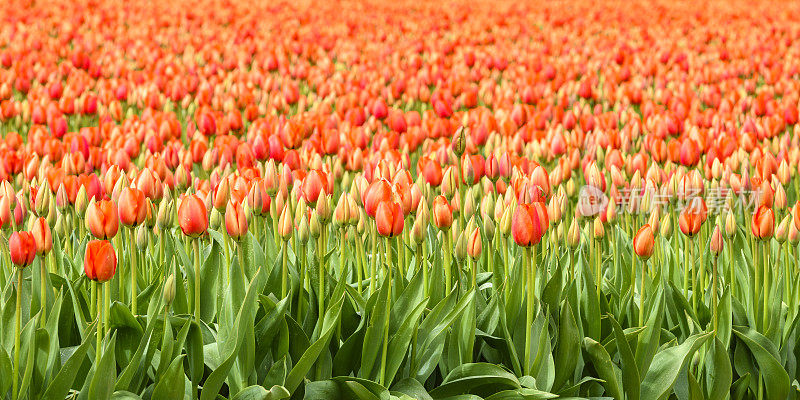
[9,231,36,268]
[678,198,707,237]
[376,201,404,237]
[302,169,329,205]
[31,217,53,255]
[512,203,548,247]
[364,179,393,218]
[225,200,249,241]
[751,205,775,240]
[85,240,117,283]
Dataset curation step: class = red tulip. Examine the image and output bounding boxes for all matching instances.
[86,200,119,239]
[31,217,53,255]
[432,195,453,230]
[633,224,655,260]
[679,198,707,237]
[376,201,404,237]
[225,200,248,241]
[179,194,209,238]
[751,205,775,240]
[364,179,393,218]
[118,187,147,226]
[9,231,36,268]
[512,203,548,247]
[84,240,117,283]
[467,227,482,259]
[302,169,329,205]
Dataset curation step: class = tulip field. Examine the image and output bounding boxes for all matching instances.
[3,0,800,399]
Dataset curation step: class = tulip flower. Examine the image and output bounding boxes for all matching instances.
[633,224,655,261]
[9,231,36,268]
[86,200,120,240]
[432,195,454,230]
[85,240,118,283]
[751,204,775,240]
[375,201,404,238]
[179,194,209,238]
[225,199,248,241]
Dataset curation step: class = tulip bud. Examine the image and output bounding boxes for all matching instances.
[452,126,467,156]
[297,216,310,244]
[499,206,513,236]
[75,185,89,216]
[463,192,476,219]
[592,217,605,239]
[411,213,426,245]
[454,230,467,261]
[56,184,69,211]
[724,211,737,238]
[633,224,655,260]
[210,208,222,230]
[316,194,332,224]
[776,215,790,244]
[157,199,172,230]
[483,217,495,243]
[710,225,724,256]
[135,224,148,250]
[35,181,51,217]
[356,208,367,235]
[30,217,53,255]
[333,193,350,228]
[278,205,293,241]
[225,200,249,241]
[789,217,800,245]
[774,183,787,210]
[309,212,322,239]
[467,227,481,260]
[567,218,580,248]
[163,274,176,307]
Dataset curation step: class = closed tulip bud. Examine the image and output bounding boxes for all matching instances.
[463,192,476,219]
[411,214,426,245]
[333,193,350,228]
[722,211,736,238]
[75,185,89,216]
[566,178,577,198]
[452,126,467,156]
[163,274,176,307]
[593,217,605,239]
[297,216,310,244]
[316,194,332,224]
[84,240,117,282]
[178,194,209,237]
[605,198,617,223]
[210,208,222,230]
[278,205,293,241]
[454,230,467,261]
[775,215,790,244]
[56,184,69,211]
[483,217,495,242]
[465,227,481,261]
[710,226,724,256]
[480,193,496,222]
[55,212,67,237]
[135,224,148,250]
[556,222,564,242]
[432,195,454,230]
[156,199,172,230]
[499,206,513,236]
[35,181,51,216]
[789,218,800,245]
[225,200,248,241]
[633,224,655,260]
[774,183,787,210]
[357,208,367,235]
[567,218,581,248]
[347,195,359,225]
[309,213,322,239]
[648,207,660,234]
[441,166,459,198]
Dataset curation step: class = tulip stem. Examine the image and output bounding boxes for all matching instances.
[683,235,690,301]
[130,228,138,315]
[418,243,426,298]
[396,238,404,281]
[96,281,102,365]
[104,281,110,335]
[192,240,201,324]
[712,255,719,334]
[763,241,769,331]
[40,258,47,326]
[13,268,21,400]
[356,239,365,294]
[318,235,325,316]
[339,229,346,281]
[297,244,307,323]
[379,237,392,387]
[524,246,533,376]
[691,237,697,315]
[639,260,647,326]
[281,240,288,299]
[370,230,377,295]
[444,232,452,294]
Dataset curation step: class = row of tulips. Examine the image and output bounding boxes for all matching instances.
[2,0,800,399]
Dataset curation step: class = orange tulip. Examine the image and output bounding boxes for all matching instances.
[179,194,209,238]
[679,198,707,237]
[9,231,36,268]
[751,205,775,240]
[633,224,655,260]
[85,240,117,283]
[512,202,548,247]
[376,201,404,237]
[225,199,248,241]
[432,195,454,230]
[467,227,482,259]
[86,200,120,239]
[118,187,147,226]
[31,217,53,255]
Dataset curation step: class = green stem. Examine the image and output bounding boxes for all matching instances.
[193,240,201,324]
[96,281,102,366]
[639,260,647,326]
[370,230,377,295]
[356,239,365,294]
[763,241,769,331]
[41,257,47,326]
[713,256,719,333]
[318,235,325,316]
[444,232,452,294]
[524,246,534,375]
[281,240,288,298]
[379,238,393,387]
[418,243,426,297]
[13,269,21,400]
[130,228,138,315]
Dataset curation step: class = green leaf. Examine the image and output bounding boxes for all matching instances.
[41,324,95,399]
[284,294,345,392]
[640,332,711,400]
[391,378,433,400]
[582,337,622,400]
[707,337,732,400]
[0,346,12,397]
[89,334,118,400]
[385,299,429,386]
[732,326,790,400]
[231,385,291,400]
[608,314,640,400]
[152,355,187,400]
[429,363,520,398]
